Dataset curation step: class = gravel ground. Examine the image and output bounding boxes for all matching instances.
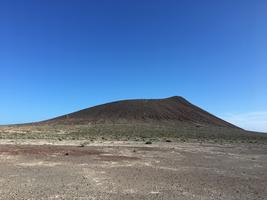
[0,141,266,200]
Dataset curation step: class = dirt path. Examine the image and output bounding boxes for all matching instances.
[0,142,266,200]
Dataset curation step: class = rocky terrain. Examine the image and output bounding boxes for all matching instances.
[0,141,266,200]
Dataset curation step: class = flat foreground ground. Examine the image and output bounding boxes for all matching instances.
[0,141,266,200]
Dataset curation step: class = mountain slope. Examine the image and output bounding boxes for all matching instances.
[39,96,239,128]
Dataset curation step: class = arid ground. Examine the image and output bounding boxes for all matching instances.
[0,141,266,200]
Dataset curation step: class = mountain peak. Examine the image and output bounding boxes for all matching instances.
[166,96,187,101]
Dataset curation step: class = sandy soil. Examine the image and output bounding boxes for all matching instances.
[0,141,266,200]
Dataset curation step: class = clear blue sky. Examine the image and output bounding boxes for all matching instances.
[0,0,266,131]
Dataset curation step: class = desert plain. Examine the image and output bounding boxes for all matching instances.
[0,139,266,200]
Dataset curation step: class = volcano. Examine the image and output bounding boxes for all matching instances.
[39,96,239,129]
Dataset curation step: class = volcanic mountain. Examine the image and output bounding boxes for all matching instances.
[40,96,239,129]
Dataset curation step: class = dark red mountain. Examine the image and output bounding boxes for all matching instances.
[40,96,239,128]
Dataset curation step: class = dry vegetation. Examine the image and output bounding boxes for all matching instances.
[0,124,266,144]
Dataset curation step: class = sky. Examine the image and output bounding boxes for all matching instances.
[0,0,266,132]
